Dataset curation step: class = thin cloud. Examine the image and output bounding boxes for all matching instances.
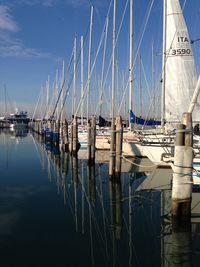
[0,5,19,31]
[0,0,106,8]
[0,44,51,58]
[0,5,53,59]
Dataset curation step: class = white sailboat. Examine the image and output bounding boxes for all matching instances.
[123,0,200,165]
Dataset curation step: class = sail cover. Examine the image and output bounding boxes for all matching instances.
[164,0,198,122]
[130,110,161,126]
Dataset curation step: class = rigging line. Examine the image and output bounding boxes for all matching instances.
[118,73,129,114]
[58,28,92,120]
[46,78,56,119]
[182,0,187,11]
[131,0,154,75]
[122,0,155,100]
[72,15,108,118]
[119,0,154,101]
[31,86,42,120]
[140,57,160,121]
[121,0,154,117]
[141,57,151,99]
[101,0,129,101]
[94,17,109,115]
[52,22,90,120]
[42,77,51,119]
[77,172,106,244]
[60,1,113,120]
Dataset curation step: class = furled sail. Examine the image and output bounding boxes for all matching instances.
[130,110,161,126]
[163,0,198,123]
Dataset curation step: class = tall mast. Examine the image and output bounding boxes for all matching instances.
[161,0,167,127]
[111,0,116,121]
[129,0,133,127]
[81,35,84,126]
[46,75,50,119]
[87,6,93,122]
[152,42,155,118]
[139,53,142,118]
[4,84,7,117]
[73,37,77,116]
[100,16,109,116]
[55,70,59,120]
[61,60,65,121]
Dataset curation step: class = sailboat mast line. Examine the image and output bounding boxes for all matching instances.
[73,10,112,119]
[51,21,90,120]
[101,0,129,109]
[59,2,113,120]
[99,16,109,116]
[93,0,129,117]
[129,0,154,84]
[115,0,154,121]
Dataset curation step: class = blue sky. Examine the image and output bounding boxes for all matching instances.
[0,0,199,118]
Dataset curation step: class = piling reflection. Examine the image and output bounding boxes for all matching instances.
[32,136,200,267]
[172,219,192,267]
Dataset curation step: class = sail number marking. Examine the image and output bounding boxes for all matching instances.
[171,48,191,56]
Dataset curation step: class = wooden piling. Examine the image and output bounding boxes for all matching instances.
[109,119,116,177]
[182,112,193,147]
[171,113,193,219]
[70,119,73,154]
[115,115,123,176]
[59,121,63,150]
[172,218,192,266]
[72,116,78,155]
[87,120,91,162]
[63,119,69,152]
[91,116,96,164]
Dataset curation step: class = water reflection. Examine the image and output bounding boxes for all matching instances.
[0,132,200,266]
[33,138,200,266]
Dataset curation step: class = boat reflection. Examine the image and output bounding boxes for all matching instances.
[33,136,200,267]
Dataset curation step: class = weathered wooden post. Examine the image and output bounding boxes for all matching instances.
[39,120,43,135]
[91,116,96,164]
[171,112,193,219]
[59,120,64,150]
[182,112,193,147]
[109,120,116,177]
[172,219,192,266]
[53,120,59,147]
[72,116,78,155]
[63,119,69,152]
[87,120,91,162]
[69,117,73,154]
[115,115,123,177]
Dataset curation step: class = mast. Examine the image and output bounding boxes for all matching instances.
[161,0,167,128]
[152,42,155,119]
[109,0,116,177]
[61,60,65,121]
[46,76,50,120]
[87,6,93,122]
[139,53,142,118]
[100,16,109,116]
[55,70,59,120]
[111,0,116,121]
[81,36,84,126]
[129,0,133,127]
[4,84,7,117]
[73,37,77,116]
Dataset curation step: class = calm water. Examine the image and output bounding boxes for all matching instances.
[0,128,200,267]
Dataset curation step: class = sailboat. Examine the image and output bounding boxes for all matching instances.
[123,0,200,164]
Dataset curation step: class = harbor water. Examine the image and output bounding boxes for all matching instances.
[0,128,200,267]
